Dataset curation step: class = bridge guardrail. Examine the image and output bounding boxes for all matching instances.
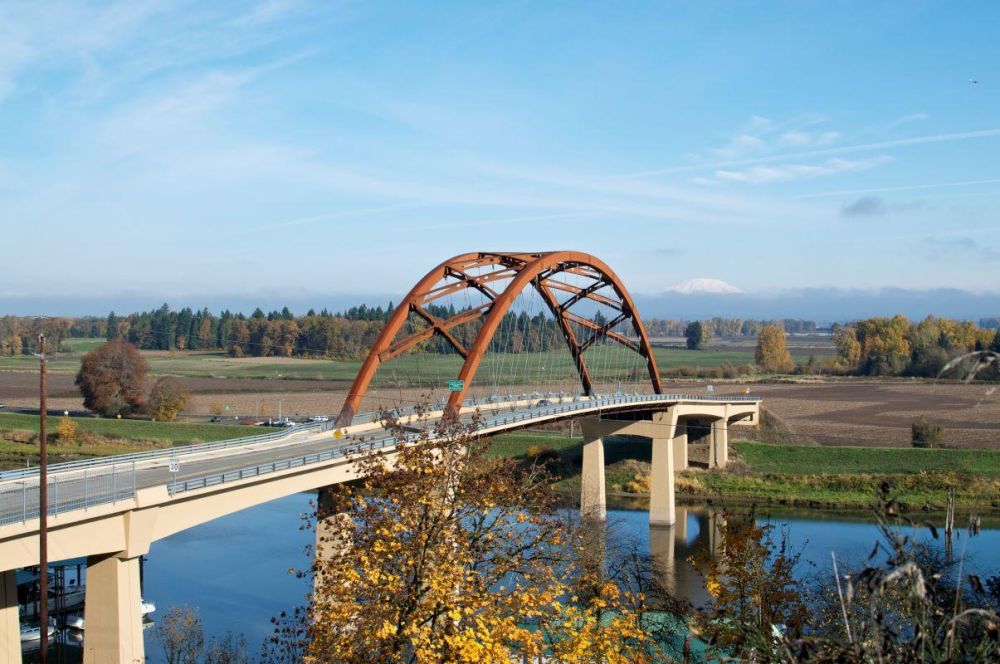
[165,392,759,498]
[0,421,334,483]
[0,392,760,526]
[0,462,136,527]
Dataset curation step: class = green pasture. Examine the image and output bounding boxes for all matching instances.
[0,412,251,443]
[734,442,1000,477]
[0,338,811,384]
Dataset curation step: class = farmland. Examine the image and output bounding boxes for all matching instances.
[0,339,998,451]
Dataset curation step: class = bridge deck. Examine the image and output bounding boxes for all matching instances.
[0,393,758,531]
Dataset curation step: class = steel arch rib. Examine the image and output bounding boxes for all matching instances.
[335,251,662,426]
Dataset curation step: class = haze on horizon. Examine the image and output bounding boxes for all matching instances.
[1,1,998,303]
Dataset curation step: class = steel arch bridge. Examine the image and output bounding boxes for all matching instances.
[336,251,663,426]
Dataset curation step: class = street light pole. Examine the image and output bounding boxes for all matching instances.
[37,333,49,664]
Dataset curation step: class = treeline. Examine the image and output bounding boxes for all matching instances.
[81,304,568,360]
[645,317,819,338]
[97,305,390,359]
[0,316,74,356]
[832,315,1000,377]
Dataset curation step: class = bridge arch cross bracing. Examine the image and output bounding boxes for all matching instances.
[335,251,663,426]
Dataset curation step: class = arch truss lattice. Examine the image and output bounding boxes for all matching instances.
[335,251,662,426]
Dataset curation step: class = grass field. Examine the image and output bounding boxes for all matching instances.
[0,412,262,469]
[0,412,250,443]
[488,432,1000,511]
[735,442,1000,477]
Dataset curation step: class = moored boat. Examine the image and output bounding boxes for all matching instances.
[19,622,55,642]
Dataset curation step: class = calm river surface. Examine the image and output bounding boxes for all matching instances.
[30,493,1000,663]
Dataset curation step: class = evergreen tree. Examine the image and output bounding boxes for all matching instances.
[106,312,119,340]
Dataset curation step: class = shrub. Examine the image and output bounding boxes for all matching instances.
[57,416,78,442]
[623,473,650,494]
[147,377,190,422]
[524,444,560,465]
[911,417,944,447]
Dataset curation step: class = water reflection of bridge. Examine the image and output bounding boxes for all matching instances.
[649,507,726,609]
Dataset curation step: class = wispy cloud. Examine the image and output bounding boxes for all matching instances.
[884,112,929,131]
[231,0,298,27]
[777,130,839,147]
[800,178,1000,199]
[622,128,1000,179]
[712,155,892,185]
[697,114,838,162]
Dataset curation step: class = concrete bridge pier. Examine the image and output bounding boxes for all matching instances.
[579,412,679,528]
[83,553,145,664]
[580,426,607,522]
[314,486,353,592]
[1,569,20,662]
[672,426,688,471]
[708,413,729,469]
[649,411,677,527]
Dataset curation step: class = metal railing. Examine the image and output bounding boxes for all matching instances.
[0,392,759,526]
[166,392,759,497]
[0,462,136,526]
[0,421,329,483]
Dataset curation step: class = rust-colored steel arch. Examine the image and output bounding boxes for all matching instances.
[335,251,662,426]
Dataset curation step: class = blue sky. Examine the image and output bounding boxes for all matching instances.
[1,0,998,306]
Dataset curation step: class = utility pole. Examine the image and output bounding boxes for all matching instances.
[37,334,49,663]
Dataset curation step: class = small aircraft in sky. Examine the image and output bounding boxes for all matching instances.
[968,79,980,84]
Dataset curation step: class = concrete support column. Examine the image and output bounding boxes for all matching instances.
[672,429,688,471]
[1,570,21,663]
[649,424,676,527]
[314,486,353,593]
[84,554,145,664]
[580,434,606,521]
[709,418,728,469]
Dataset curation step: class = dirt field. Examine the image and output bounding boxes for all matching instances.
[1,370,997,450]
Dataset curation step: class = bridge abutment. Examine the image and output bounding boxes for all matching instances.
[83,553,145,664]
[1,569,20,662]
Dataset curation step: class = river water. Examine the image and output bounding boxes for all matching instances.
[27,493,1000,663]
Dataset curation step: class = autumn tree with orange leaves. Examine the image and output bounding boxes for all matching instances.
[75,339,149,417]
[305,413,665,663]
[755,324,794,373]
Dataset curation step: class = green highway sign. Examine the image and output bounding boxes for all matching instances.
[448,379,464,392]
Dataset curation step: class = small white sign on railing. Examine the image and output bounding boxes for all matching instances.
[168,458,181,474]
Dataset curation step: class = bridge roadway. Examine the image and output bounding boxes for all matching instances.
[0,392,756,527]
[0,392,760,664]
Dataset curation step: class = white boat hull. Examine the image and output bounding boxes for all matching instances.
[20,624,55,642]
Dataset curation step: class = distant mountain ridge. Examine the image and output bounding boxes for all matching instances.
[634,287,1000,323]
[665,278,743,295]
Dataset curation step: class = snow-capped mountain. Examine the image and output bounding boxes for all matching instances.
[665,278,743,295]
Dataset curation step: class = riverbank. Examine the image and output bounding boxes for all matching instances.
[489,431,1000,513]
